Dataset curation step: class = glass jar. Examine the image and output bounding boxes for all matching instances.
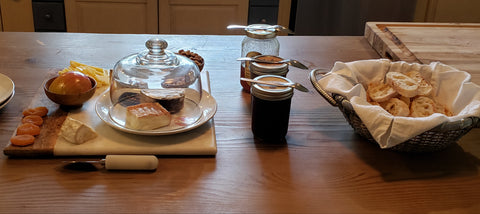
[250,55,289,80]
[250,75,294,142]
[109,38,202,131]
[240,24,279,92]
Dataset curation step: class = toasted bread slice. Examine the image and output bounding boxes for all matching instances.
[406,71,433,96]
[410,96,435,117]
[397,95,411,107]
[367,81,397,102]
[386,72,419,98]
[381,98,410,117]
[433,101,453,116]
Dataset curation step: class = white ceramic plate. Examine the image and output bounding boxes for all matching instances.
[0,89,14,110]
[95,90,217,135]
[0,73,14,104]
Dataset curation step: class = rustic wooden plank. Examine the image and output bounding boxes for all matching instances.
[364,22,480,64]
[3,75,68,157]
[388,26,480,74]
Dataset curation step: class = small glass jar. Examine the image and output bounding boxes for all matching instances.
[250,55,289,80]
[240,24,280,92]
[250,75,294,142]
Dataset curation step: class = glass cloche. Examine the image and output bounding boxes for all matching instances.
[109,38,203,132]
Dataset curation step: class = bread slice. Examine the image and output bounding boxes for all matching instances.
[406,71,433,96]
[125,103,171,130]
[433,101,453,116]
[367,81,397,102]
[397,95,411,107]
[386,72,419,98]
[410,96,435,117]
[381,98,410,117]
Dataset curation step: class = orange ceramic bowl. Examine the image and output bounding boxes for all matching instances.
[44,76,97,108]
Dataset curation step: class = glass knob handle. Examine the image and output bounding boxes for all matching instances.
[146,38,167,56]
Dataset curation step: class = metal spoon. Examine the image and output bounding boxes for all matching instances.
[240,77,309,92]
[237,57,309,70]
[227,24,294,34]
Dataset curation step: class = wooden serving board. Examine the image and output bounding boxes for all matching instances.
[3,72,217,157]
[364,22,480,79]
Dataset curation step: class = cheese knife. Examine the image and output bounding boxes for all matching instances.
[63,155,158,171]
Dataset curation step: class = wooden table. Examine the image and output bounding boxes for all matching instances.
[0,32,479,214]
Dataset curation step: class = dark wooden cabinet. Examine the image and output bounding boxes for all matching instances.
[415,0,480,22]
[290,0,417,35]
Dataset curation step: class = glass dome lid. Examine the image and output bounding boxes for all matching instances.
[109,38,203,132]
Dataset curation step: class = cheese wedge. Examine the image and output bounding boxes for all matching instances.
[125,103,171,130]
[60,117,98,144]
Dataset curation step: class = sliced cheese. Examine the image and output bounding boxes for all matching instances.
[60,117,98,144]
[58,60,110,86]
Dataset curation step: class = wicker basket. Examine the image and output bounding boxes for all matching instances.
[310,68,480,152]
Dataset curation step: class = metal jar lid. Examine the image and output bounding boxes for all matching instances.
[251,75,294,101]
[245,24,278,39]
[250,55,289,76]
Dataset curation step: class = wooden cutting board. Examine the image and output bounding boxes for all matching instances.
[3,72,217,157]
[364,22,480,81]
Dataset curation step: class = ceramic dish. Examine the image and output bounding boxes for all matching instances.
[95,90,217,135]
[0,73,14,104]
[0,90,14,110]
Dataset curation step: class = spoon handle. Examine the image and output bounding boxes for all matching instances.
[237,57,308,70]
[241,78,309,92]
[227,25,279,30]
[226,25,248,30]
[236,57,256,61]
[240,78,292,87]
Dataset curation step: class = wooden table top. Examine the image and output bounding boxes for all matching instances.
[0,32,479,214]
